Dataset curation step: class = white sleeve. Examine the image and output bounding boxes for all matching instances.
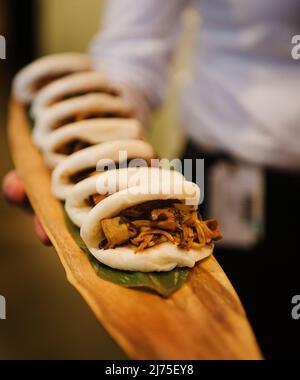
[89,0,187,114]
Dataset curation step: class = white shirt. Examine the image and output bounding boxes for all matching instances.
[90,0,300,169]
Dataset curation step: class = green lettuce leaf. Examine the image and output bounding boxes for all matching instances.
[64,210,189,297]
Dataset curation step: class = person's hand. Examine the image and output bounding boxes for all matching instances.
[2,171,52,246]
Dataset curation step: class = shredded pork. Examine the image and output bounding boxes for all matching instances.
[55,139,92,155]
[85,193,108,207]
[70,159,151,184]
[32,71,73,92]
[49,88,120,106]
[54,114,101,130]
[99,200,222,253]
[69,167,99,184]
[54,111,131,130]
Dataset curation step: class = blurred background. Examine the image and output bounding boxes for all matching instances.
[0,0,193,359]
[1,0,300,360]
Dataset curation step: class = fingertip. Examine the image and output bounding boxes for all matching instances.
[2,171,26,204]
[34,215,52,246]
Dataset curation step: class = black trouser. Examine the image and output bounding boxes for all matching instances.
[182,140,300,359]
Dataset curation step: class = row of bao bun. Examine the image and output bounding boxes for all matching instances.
[13,53,222,272]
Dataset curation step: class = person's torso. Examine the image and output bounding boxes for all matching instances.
[182,0,300,168]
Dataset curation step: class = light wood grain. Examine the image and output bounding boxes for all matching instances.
[7,100,263,360]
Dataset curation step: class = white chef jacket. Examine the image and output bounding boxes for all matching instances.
[90,0,300,169]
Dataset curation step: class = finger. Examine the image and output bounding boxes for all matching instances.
[2,171,27,204]
[34,215,52,246]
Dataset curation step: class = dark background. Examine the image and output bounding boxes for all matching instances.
[1,0,299,360]
[0,0,126,360]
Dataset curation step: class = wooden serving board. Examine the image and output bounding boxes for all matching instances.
[7,100,263,360]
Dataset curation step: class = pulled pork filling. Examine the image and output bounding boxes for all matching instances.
[32,71,75,92]
[70,159,151,184]
[55,139,92,155]
[99,200,222,253]
[48,88,120,106]
[69,167,99,184]
[54,110,132,130]
[85,193,108,207]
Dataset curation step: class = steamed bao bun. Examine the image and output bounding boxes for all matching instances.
[65,167,185,228]
[13,53,91,104]
[33,93,134,148]
[41,118,142,169]
[31,71,115,118]
[80,177,213,272]
[51,139,155,201]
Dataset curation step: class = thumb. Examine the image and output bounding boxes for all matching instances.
[34,215,52,246]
